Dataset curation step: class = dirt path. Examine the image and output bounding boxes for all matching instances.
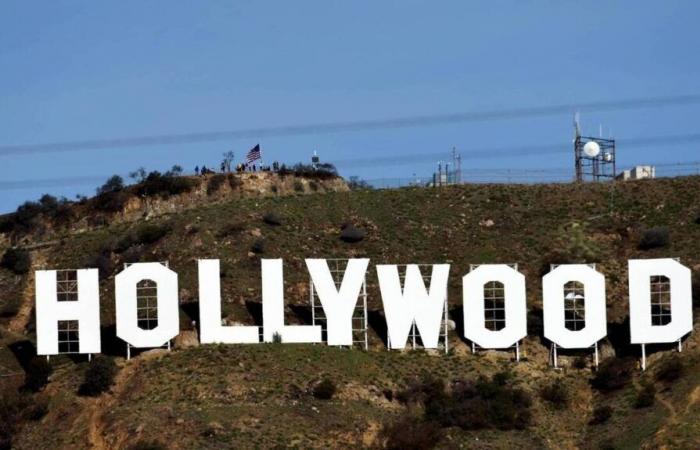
[8,251,47,333]
[86,351,167,449]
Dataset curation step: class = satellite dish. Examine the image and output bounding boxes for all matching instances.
[603,152,613,162]
[583,141,601,158]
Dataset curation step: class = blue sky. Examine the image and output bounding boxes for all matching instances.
[1,1,700,212]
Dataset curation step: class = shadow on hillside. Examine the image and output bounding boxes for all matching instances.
[8,340,36,372]
[180,301,200,327]
[100,324,126,357]
[289,304,313,325]
[244,300,263,326]
[367,310,388,347]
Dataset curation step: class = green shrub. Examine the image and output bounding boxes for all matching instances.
[117,223,171,251]
[24,357,52,392]
[638,227,670,250]
[382,416,440,450]
[262,212,282,226]
[573,355,589,369]
[97,175,125,195]
[540,381,568,409]
[278,163,338,180]
[79,356,117,396]
[591,357,634,392]
[136,171,196,198]
[0,196,74,233]
[0,386,30,449]
[92,190,131,213]
[312,378,337,400]
[399,372,532,431]
[340,225,365,243]
[590,405,613,425]
[251,239,265,254]
[206,174,227,195]
[23,396,49,421]
[217,221,245,237]
[655,354,684,382]
[634,379,656,408]
[1,248,31,274]
[347,176,372,190]
[135,223,171,245]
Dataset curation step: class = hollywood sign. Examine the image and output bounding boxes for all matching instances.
[35,258,693,367]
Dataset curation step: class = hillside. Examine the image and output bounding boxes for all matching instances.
[1,176,700,449]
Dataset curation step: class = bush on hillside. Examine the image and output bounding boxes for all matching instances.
[340,224,365,243]
[97,175,125,195]
[638,227,670,250]
[0,386,29,449]
[250,239,265,254]
[540,381,569,409]
[116,223,172,251]
[634,379,656,408]
[217,221,245,237]
[278,163,338,180]
[24,357,52,392]
[206,174,227,195]
[312,378,337,400]
[398,372,532,431]
[135,171,196,198]
[93,189,131,213]
[79,356,117,396]
[591,357,634,392]
[381,415,441,450]
[1,248,31,274]
[262,212,282,226]
[347,176,372,190]
[293,180,304,192]
[135,223,171,245]
[541,222,600,274]
[655,354,684,382]
[0,195,75,233]
[573,355,589,369]
[590,405,613,425]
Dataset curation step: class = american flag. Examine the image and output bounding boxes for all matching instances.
[245,144,261,164]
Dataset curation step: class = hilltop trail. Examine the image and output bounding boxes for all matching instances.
[86,351,166,450]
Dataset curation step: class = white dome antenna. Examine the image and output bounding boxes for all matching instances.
[583,141,601,158]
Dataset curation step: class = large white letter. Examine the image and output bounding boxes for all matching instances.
[543,264,606,349]
[463,264,526,349]
[115,262,179,348]
[262,259,322,343]
[36,269,101,355]
[629,258,692,344]
[306,258,369,346]
[377,264,449,349]
[198,259,259,344]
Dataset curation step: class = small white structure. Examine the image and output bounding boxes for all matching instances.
[616,165,656,181]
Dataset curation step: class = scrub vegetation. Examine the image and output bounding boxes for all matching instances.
[1,174,700,448]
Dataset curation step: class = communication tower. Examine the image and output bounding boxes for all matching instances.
[574,114,616,182]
